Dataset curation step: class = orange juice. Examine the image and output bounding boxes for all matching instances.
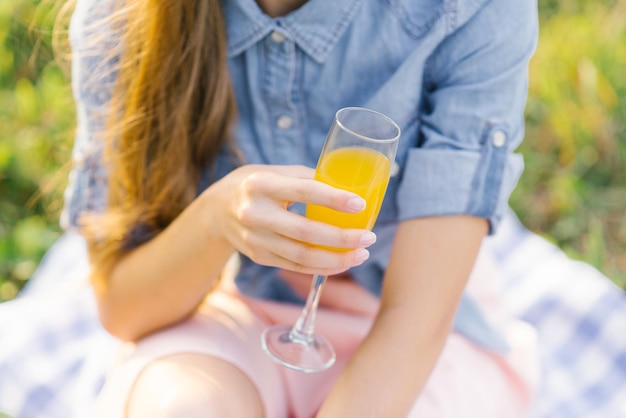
[306,147,391,249]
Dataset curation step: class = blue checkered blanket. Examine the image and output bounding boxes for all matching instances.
[1,211,625,417]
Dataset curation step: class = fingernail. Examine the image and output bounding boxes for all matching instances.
[347,197,366,212]
[359,232,377,246]
[354,249,370,264]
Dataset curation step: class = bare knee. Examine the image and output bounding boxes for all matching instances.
[126,353,265,418]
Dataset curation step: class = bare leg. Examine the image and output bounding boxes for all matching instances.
[126,353,265,418]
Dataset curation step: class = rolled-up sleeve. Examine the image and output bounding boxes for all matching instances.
[60,0,117,230]
[396,0,538,233]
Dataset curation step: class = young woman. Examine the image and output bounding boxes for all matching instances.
[65,0,540,416]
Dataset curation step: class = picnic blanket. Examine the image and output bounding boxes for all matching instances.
[1,210,625,417]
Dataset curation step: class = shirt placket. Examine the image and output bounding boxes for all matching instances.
[262,28,302,164]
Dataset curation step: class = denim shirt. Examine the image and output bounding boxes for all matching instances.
[63,0,538,352]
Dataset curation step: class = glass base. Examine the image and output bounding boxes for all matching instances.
[261,324,336,373]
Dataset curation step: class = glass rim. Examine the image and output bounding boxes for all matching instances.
[334,107,401,143]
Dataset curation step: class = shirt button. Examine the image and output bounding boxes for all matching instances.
[390,160,400,177]
[270,31,286,44]
[277,115,293,130]
[492,130,507,148]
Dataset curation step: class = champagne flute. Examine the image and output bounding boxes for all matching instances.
[261,107,400,372]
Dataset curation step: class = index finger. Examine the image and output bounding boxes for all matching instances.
[256,171,366,214]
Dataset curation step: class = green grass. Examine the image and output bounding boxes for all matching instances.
[510,1,626,289]
[0,0,625,301]
[0,0,74,300]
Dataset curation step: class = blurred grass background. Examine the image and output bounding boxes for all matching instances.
[0,0,625,302]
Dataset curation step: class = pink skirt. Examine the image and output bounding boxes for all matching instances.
[94,249,539,418]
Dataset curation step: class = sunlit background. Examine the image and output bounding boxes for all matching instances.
[0,0,625,302]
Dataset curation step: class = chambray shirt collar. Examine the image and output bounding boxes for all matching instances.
[223,0,363,63]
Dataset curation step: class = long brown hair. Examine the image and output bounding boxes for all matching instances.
[71,0,236,291]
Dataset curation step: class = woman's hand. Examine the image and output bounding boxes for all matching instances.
[202,165,377,277]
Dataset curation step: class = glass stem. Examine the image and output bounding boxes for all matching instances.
[290,274,327,343]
